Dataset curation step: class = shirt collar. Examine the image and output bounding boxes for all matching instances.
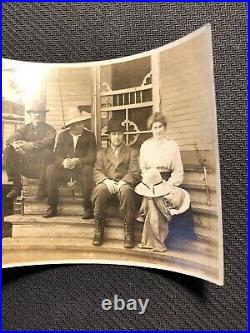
[111,143,123,152]
[69,131,82,137]
[30,122,43,129]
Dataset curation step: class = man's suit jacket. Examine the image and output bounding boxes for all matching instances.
[93,143,141,188]
[55,128,97,168]
[6,122,56,151]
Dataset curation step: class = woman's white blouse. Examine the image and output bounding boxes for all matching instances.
[139,137,184,186]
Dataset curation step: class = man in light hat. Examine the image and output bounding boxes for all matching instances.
[43,106,96,219]
[5,100,56,199]
[91,118,141,248]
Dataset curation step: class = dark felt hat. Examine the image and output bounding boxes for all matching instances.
[106,118,125,134]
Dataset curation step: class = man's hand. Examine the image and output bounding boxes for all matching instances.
[19,141,34,151]
[12,140,34,152]
[103,179,118,194]
[63,158,80,169]
[63,158,73,169]
[70,158,80,169]
[12,140,24,151]
[117,180,127,191]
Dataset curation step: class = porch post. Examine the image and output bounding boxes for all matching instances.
[91,65,101,147]
[151,52,160,113]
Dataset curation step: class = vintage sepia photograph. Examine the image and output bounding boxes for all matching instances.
[2,24,223,285]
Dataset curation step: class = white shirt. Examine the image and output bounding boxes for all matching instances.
[70,132,82,151]
[139,137,184,186]
[111,144,122,158]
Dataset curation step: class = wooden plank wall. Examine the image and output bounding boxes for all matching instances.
[45,67,92,131]
[159,30,222,252]
[159,30,217,169]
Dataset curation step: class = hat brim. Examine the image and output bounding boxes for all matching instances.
[105,128,125,134]
[135,180,171,198]
[62,115,91,129]
[167,188,191,215]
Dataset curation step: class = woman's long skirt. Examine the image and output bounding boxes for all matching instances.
[137,197,172,252]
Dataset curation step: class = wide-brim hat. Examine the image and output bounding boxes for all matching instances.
[135,181,190,214]
[106,118,125,134]
[63,106,91,128]
[135,178,171,197]
[135,168,171,198]
[26,100,48,113]
[166,187,191,216]
[135,168,190,215]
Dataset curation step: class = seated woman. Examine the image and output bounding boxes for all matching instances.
[135,112,192,252]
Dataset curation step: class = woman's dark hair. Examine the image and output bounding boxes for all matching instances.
[147,112,167,130]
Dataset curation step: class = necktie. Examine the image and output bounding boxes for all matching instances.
[113,148,119,159]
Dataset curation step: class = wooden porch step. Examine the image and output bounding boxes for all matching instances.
[11,224,142,242]
[2,237,220,284]
[19,176,219,215]
[4,215,126,226]
[4,210,219,247]
[9,226,217,256]
[5,212,218,235]
[182,184,217,206]
[192,203,217,216]
[4,215,143,241]
[11,201,219,243]
[23,183,218,206]
[18,195,124,217]
[22,185,83,198]
[20,198,218,217]
[192,213,219,241]
[2,237,218,262]
[4,214,218,255]
[22,201,84,216]
[23,181,217,194]
[182,182,216,191]
[183,168,217,186]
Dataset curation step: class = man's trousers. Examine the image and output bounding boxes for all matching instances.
[46,164,93,208]
[91,183,138,222]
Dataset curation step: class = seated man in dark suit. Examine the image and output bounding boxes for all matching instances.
[91,118,141,249]
[5,100,56,199]
[43,107,96,219]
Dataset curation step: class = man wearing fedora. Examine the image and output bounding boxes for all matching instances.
[43,107,96,219]
[91,118,141,248]
[5,100,56,199]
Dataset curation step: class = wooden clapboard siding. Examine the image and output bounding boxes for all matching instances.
[45,67,92,130]
[159,30,221,254]
[159,31,215,153]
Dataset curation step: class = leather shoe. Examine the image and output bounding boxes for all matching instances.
[82,207,92,219]
[124,237,135,249]
[124,219,135,249]
[43,206,57,218]
[92,216,105,246]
